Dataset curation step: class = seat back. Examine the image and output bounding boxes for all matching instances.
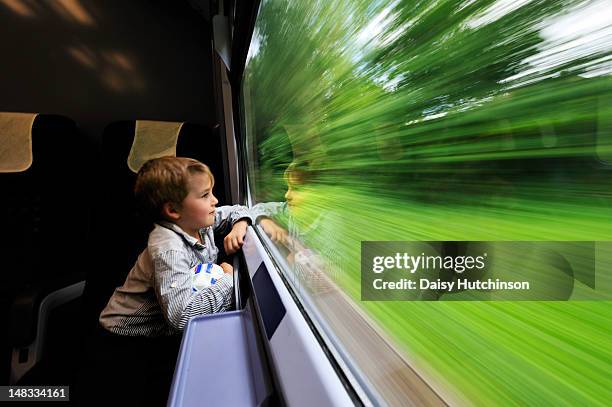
[176,122,228,205]
[0,113,91,383]
[83,120,228,331]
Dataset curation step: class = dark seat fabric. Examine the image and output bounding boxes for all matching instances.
[1,115,89,295]
[0,114,92,384]
[82,121,149,334]
[74,326,181,407]
[176,122,228,205]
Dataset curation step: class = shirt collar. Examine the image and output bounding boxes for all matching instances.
[157,221,206,249]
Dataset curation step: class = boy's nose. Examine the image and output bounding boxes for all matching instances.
[212,194,219,205]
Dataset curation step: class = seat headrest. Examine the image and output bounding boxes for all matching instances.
[127,120,184,173]
[0,112,38,173]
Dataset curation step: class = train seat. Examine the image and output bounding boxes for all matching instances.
[83,120,228,329]
[76,119,228,405]
[0,112,91,385]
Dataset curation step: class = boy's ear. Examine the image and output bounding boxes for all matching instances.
[162,202,181,220]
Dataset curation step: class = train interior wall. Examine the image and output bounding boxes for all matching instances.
[0,0,216,143]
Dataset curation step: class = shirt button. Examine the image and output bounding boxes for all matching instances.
[170,282,177,288]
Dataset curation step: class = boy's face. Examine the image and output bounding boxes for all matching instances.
[284,171,306,211]
[175,173,218,233]
[284,183,303,210]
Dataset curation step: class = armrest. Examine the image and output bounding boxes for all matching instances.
[9,274,86,347]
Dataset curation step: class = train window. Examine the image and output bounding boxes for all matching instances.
[241,1,611,405]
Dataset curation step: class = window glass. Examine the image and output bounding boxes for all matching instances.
[241,1,612,405]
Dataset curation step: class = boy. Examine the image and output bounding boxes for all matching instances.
[100,156,251,335]
[83,157,251,406]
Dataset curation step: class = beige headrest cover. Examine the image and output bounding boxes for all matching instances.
[0,112,38,173]
[128,120,184,173]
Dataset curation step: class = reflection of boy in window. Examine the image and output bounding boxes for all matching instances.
[253,161,312,248]
[252,161,335,292]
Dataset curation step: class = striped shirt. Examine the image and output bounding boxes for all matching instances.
[99,205,252,337]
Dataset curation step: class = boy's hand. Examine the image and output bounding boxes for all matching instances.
[224,220,249,254]
[219,262,233,275]
[260,218,288,244]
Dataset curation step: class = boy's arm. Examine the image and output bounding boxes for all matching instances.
[214,205,255,254]
[250,202,287,222]
[250,202,289,244]
[213,205,254,234]
[153,250,233,331]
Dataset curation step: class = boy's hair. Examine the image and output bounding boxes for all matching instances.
[135,156,214,220]
[284,160,317,186]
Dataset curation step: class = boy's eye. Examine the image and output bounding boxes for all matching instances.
[201,193,209,198]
